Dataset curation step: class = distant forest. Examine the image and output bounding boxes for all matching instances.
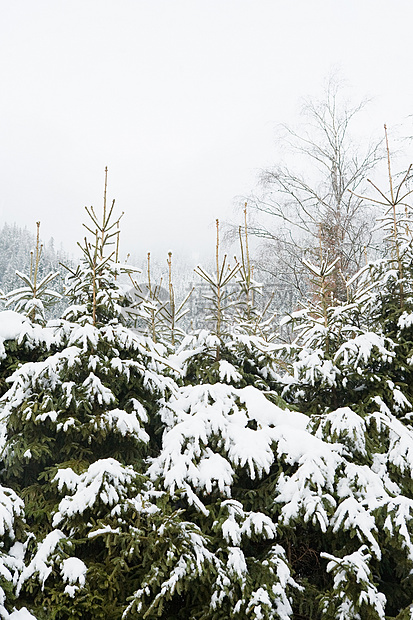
[0,221,287,332]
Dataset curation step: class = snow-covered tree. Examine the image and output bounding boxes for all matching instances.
[3,223,61,326]
[268,153,413,618]
[0,223,69,321]
[0,190,208,619]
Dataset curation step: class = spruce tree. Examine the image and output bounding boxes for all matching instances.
[3,222,61,326]
[0,182,209,619]
[271,147,413,618]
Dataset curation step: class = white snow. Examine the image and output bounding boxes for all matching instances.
[219,500,276,546]
[398,311,413,330]
[335,331,394,366]
[311,407,368,456]
[96,408,149,442]
[218,360,242,383]
[52,459,136,526]
[0,311,27,359]
[60,557,87,597]
[0,487,24,538]
[17,530,65,593]
[82,373,115,406]
[227,546,247,576]
[321,546,386,619]
[8,609,38,620]
[0,311,26,341]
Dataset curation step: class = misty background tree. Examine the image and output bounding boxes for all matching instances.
[245,77,384,301]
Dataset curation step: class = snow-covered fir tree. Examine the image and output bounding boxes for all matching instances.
[0,191,212,619]
[0,222,69,321]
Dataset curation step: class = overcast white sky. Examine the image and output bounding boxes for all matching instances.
[1,0,412,264]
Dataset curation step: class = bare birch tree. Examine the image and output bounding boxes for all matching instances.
[247,77,384,300]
